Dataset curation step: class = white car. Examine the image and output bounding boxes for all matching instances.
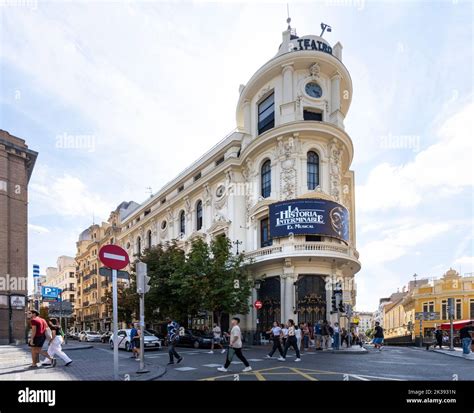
[79,331,102,342]
[109,329,162,351]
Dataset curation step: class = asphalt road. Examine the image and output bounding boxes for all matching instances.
[2,341,472,381]
[89,342,474,381]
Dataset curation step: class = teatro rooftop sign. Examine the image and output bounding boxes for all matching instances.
[290,36,333,55]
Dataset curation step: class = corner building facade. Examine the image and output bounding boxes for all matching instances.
[117,25,361,334]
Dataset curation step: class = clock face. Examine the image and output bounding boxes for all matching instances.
[305,82,323,98]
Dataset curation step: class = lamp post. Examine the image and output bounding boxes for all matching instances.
[233,240,243,254]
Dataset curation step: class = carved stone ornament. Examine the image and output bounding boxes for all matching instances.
[203,183,212,206]
[329,139,342,202]
[278,136,300,200]
[310,62,320,79]
[167,208,174,223]
[184,197,191,217]
[258,85,271,100]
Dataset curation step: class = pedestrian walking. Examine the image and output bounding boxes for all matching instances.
[321,320,331,350]
[27,310,54,368]
[278,319,301,362]
[295,323,302,353]
[314,321,323,351]
[302,323,310,351]
[208,324,226,354]
[218,317,252,372]
[44,318,72,367]
[129,323,140,360]
[266,322,284,359]
[282,323,289,348]
[460,322,473,357]
[372,321,384,351]
[333,322,340,350]
[166,317,183,365]
[434,327,443,349]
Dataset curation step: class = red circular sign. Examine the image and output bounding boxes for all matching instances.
[254,300,263,310]
[99,244,130,270]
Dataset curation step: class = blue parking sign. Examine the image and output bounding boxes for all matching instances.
[41,286,62,301]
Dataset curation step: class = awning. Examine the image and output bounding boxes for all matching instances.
[440,320,473,331]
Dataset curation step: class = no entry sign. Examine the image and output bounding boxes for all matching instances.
[254,300,263,310]
[99,245,130,270]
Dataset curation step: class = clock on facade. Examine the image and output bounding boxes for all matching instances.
[305,82,323,98]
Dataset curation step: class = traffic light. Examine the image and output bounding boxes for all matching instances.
[331,293,337,312]
[136,262,151,294]
[338,300,345,313]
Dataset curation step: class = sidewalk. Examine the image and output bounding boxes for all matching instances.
[0,344,166,380]
[411,345,474,361]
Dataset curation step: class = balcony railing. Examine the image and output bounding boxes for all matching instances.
[245,242,360,262]
[83,301,89,307]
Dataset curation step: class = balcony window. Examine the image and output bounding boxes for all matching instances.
[307,151,320,190]
[258,93,274,135]
[260,217,272,248]
[261,160,271,198]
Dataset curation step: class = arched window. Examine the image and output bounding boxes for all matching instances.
[179,210,186,235]
[196,201,203,231]
[261,160,271,198]
[147,230,152,249]
[307,151,319,190]
[136,236,141,256]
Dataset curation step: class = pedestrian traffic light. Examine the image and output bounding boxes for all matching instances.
[136,262,150,294]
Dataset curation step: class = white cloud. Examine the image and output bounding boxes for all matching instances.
[357,102,474,212]
[28,224,50,234]
[30,165,110,219]
[359,221,452,265]
[453,256,474,272]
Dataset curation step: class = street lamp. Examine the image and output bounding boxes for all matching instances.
[233,240,243,254]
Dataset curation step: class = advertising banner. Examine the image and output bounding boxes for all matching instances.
[268,198,349,242]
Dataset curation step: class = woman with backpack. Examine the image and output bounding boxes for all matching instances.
[45,318,72,367]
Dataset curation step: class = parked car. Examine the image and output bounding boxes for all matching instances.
[67,331,79,340]
[101,331,112,343]
[109,329,162,351]
[79,331,102,342]
[175,329,213,349]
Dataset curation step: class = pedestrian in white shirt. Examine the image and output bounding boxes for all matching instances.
[278,319,301,362]
[266,321,284,359]
[218,317,252,372]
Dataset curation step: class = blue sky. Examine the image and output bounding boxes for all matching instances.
[1,0,472,310]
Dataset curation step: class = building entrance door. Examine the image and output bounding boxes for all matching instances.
[257,277,281,333]
[296,275,326,324]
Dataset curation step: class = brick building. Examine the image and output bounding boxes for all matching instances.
[0,130,37,344]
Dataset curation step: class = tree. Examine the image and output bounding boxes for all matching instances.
[202,235,253,327]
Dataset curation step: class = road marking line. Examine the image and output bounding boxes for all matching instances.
[253,370,266,381]
[174,367,196,371]
[203,364,221,368]
[350,374,370,381]
[289,367,318,381]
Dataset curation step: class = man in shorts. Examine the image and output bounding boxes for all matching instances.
[372,321,384,351]
[28,310,53,368]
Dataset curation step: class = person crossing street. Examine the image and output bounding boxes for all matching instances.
[266,321,284,359]
[278,319,301,362]
[166,317,183,365]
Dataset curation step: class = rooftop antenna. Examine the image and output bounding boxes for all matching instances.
[320,22,332,37]
[146,186,153,198]
[286,3,291,30]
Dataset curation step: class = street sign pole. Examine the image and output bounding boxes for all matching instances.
[448,297,454,351]
[112,268,119,381]
[419,318,423,348]
[136,261,149,374]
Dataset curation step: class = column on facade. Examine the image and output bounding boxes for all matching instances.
[280,275,286,323]
[280,63,295,125]
[242,99,251,134]
[282,259,296,323]
[330,72,344,128]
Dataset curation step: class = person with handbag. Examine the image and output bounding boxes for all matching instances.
[43,318,72,367]
[27,310,54,368]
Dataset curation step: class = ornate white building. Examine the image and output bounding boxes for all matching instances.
[116,23,361,333]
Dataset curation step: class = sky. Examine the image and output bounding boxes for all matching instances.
[1,0,472,311]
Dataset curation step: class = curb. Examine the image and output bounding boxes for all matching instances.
[331,349,368,354]
[62,345,93,351]
[431,349,474,361]
[147,365,167,380]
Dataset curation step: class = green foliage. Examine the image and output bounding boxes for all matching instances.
[137,236,252,327]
